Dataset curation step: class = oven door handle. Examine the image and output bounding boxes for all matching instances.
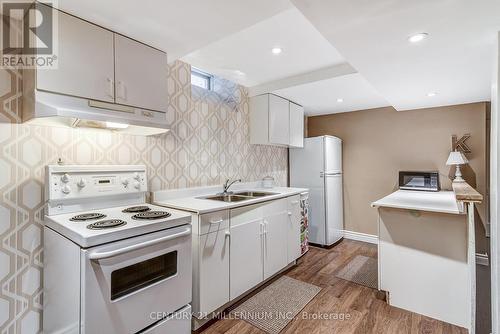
[88,227,191,261]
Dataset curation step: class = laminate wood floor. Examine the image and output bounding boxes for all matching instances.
[199,239,468,334]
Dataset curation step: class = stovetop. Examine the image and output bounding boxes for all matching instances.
[45,204,191,248]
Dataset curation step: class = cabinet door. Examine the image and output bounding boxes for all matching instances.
[249,94,270,145]
[268,95,290,145]
[263,211,288,280]
[198,228,230,314]
[229,218,264,300]
[37,10,115,102]
[289,102,304,148]
[114,34,168,112]
[287,195,302,263]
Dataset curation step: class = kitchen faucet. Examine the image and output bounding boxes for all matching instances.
[220,178,241,195]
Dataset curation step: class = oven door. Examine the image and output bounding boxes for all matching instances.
[81,225,192,334]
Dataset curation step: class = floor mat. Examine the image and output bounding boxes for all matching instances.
[336,255,378,289]
[231,276,321,334]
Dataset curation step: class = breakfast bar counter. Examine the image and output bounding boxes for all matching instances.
[372,187,479,332]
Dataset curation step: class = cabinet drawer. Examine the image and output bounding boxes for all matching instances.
[199,210,229,235]
[143,305,191,334]
[230,203,263,228]
[262,198,287,216]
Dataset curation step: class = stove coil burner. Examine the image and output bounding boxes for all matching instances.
[132,211,171,220]
[122,206,151,213]
[70,213,107,222]
[86,219,127,230]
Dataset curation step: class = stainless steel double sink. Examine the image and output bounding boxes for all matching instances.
[199,191,278,202]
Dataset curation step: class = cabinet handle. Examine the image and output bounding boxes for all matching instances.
[117,81,127,100]
[142,111,154,118]
[225,231,231,237]
[209,219,224,225]
[288,211,292,216]
[106,78,114,98]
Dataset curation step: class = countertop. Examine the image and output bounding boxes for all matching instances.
[153,185,309,214]
[371,190,464,215]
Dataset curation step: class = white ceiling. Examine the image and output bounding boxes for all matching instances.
[57,0,500,114]
[291,0,500,111]
[274,73,389,115]
[182,7,345,87]
[57,0,293,60]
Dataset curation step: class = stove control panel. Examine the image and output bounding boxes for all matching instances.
[46,165,147,201]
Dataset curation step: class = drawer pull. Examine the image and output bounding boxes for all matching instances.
[143,111,154,118]
[209,219,224,225]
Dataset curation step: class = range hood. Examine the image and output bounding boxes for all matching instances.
[23,90,170,136]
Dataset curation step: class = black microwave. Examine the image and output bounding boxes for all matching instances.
[399,171,440,192]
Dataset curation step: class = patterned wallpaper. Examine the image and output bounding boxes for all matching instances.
[0,61,288,333]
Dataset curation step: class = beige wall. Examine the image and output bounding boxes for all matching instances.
[308,103,488,236]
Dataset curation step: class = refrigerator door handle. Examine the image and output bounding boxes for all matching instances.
[320,172,342,177]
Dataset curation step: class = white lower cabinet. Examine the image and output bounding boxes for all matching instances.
[195,211,230,316]
[193,196,302,320]
[263,210,288,280]
[230,204,264,300]
[287,195,301,263]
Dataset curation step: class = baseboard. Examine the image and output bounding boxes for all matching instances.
[343,230,379,245]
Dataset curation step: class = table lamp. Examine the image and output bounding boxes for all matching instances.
[446,150,468,182]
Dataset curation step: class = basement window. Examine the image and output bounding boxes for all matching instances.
[191,67,213,90]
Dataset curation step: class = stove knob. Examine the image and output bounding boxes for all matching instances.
[62,185,71,194]
[133,181,140,190]
[61,173,70,183]
[133,172,141,181]
[121,178,129,186]
[77,178,86,188]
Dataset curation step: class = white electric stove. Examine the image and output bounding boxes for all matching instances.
[45,203,191,247]
[43,165,192,334]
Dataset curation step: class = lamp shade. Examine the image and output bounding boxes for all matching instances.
[446,151,468,165]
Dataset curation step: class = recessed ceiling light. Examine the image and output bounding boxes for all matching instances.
[271,47,282,55]
[337,98,344,103]
[427,92,437,97]
[408,33,429,43]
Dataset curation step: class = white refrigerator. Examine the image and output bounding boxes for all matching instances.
[290,136,343,246]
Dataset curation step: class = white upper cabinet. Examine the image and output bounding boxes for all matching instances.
[249,94,270,146]
[114,35,168,112]
[289,102,304,148]
[269,94,290,145]
[36,9,168,113]
[249,94,304,148]
[36,11,115,103]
